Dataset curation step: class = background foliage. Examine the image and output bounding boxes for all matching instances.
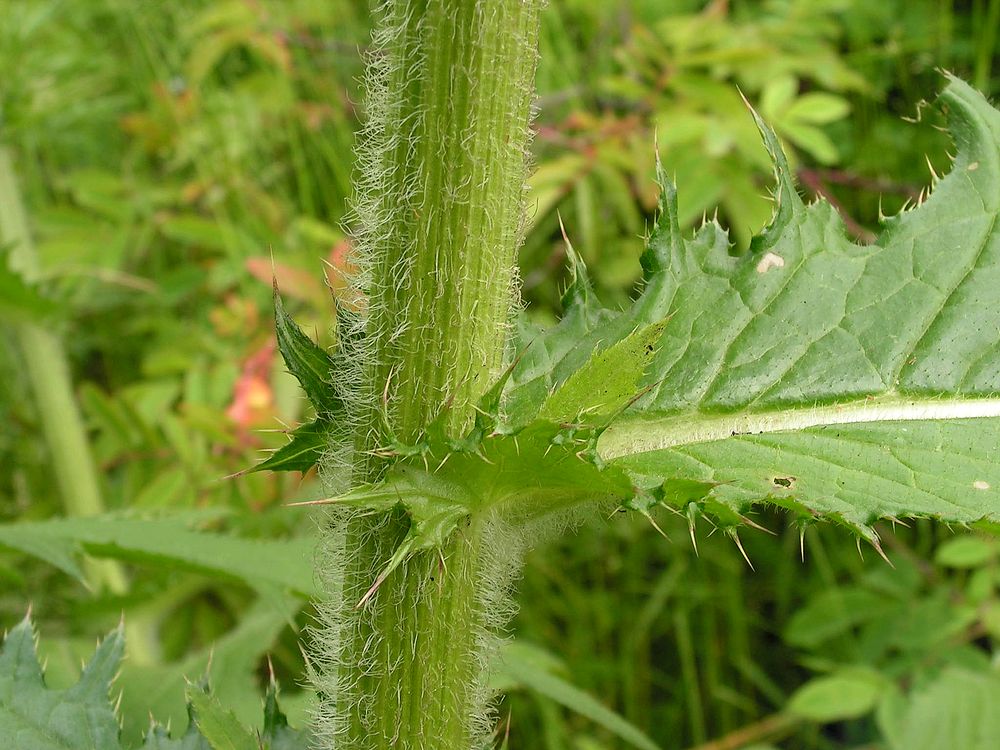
[1,0,999,748]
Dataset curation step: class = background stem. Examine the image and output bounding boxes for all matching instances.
[0,146,159,664]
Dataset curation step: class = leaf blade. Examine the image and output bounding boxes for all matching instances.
[247,418,330,474]
[0,618,124,750]
[273,287,339,416]
[494,75,1000,534]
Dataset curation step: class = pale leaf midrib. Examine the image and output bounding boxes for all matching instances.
[598,395,1000,460]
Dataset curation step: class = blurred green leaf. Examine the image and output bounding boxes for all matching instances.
[884,669,1000,750]
[785,93,850,124]
[790,589,891,649]
[158,215,229,252]
[777,120,839,163]
[0,515,315,597]
[496,641,661,750]
[935,535,995,568]
[0,254,58,322]
[787,668,886,722]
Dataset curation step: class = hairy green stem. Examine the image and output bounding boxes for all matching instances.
[312,0,541,747]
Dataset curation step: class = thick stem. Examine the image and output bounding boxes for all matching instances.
[312,0,541,747]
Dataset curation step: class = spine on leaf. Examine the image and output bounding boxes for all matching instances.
[311,1,542,748]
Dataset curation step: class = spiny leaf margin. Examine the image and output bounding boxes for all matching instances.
[0,616,311,750]
[0,615,124,750]
[244,287,343,476]
[296,74,1000,569]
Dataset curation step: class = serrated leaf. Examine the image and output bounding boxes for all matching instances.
[0,617,124,750]
[495,75,1000,538]
[273,287,340,416]
[186,687,258,750]
[260,682,312,750]
[147,681,312,750]
[120,598,301,745]
[142,723,212,750]
[247,418,331,474]
[538,321,666,425]
[306,76,1000,616]
[297,420,635,592]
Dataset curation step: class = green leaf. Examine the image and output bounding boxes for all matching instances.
[495,641,661,750]
[273,287,340,416]
[186,687,258,750]
[0,515,316,597]
[935,535,996,568]
[247,418,332,474]
[784,92,850,124]
[0,616,124,750]
[304,419,635,581]
[255,288,347,476]
[787,668,886,722]
[492,75,1000,541]
[883,669,1000,750]
[538,320,666,425]
[0,253,58,322]
[777,120,839,164]
[142,722,211,750]
[260,681,312,750]
[319,76,1000,584]
[784,588,895,648]
[145,680,312,750]
[120,598,301,745]
[157,214,229,252]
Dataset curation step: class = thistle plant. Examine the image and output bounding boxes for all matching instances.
[244,0,1000,747]
[4,0,1000,748]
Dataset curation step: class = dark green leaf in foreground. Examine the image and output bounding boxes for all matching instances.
[0,617,311,750]
[184,687,257,750]
[273,285,339,416]
[247,289,344,475]
[142,721,211,750]
[587,75,1000,539]
[247,418,332,474]
[260,683,312,750]
[119,598,300,744]
[0,616,124,750]
[147,682,312,750]
[305,75,1000,563]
